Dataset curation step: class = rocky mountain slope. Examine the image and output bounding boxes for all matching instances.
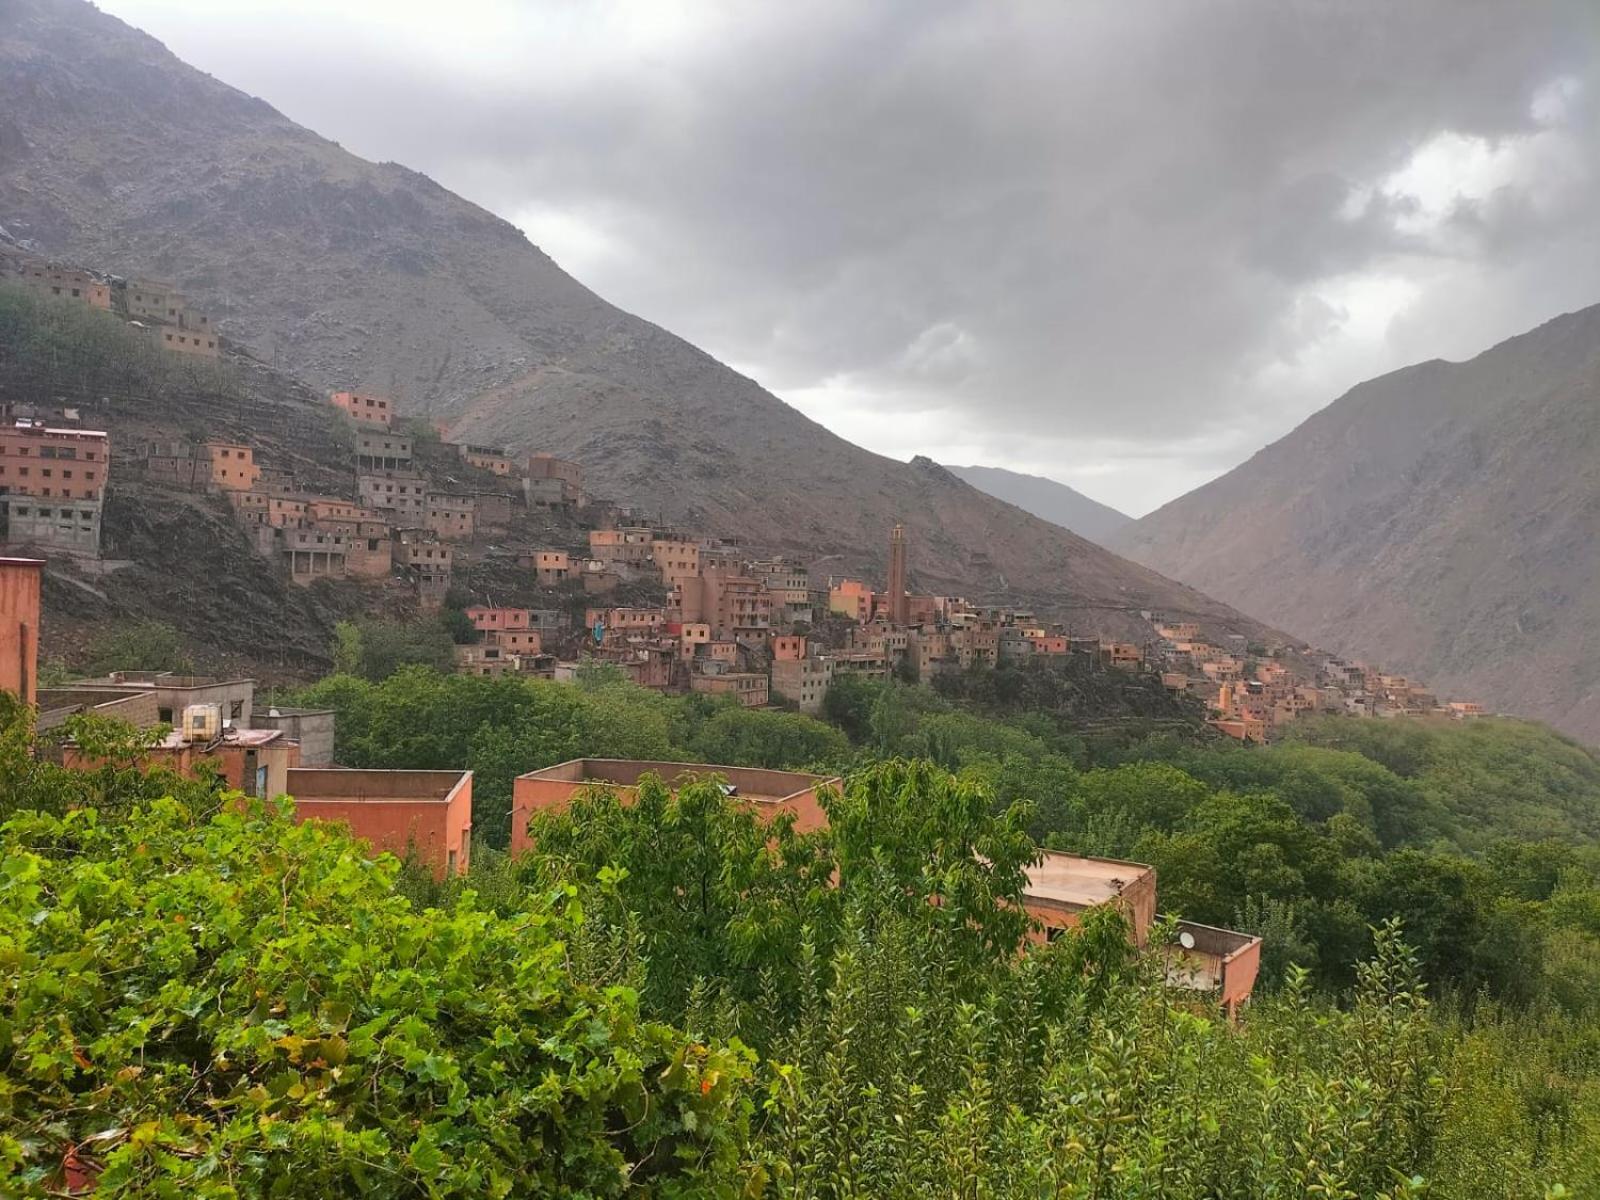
[0,0,1277,642]
[947,465,1131,544]
[1112,304,1600,742]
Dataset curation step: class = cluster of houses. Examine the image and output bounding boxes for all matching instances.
[0,552,1261,1018]
[1140,619,1487,742]
[3,250,221,357]
[127,388,581,609]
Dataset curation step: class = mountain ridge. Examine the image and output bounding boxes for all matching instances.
[1112,302,1600,742]
[946,464,1131,544]
[0,0,1282,645]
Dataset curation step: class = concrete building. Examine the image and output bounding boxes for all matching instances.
[394,533,452,609]
[750,558,813,624]
[355,431,413,472]
[526,453,583,502]
[510,759,839,855]
[70,672,254,727]
[36,686,160,732]
[771,655,833,715]
[524,476,577,510]
[279,528,347,584]
[358,472,427,519]
[286,768,473,878]
[253,707,336,766]
[0,557,42,708]
[329,391,393,428]
[589,527,655,568]
[2,496,102,556]
[472,492,513,530]
[424,493,475,541]
[125,279,184,323]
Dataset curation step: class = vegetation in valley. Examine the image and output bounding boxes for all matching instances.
[7,669,1600,1195]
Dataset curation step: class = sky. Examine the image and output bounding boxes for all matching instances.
[97,0,1600,516]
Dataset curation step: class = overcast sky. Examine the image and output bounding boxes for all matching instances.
[99,0,1600,515]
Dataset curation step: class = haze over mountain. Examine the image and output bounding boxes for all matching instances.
[1113,304,1600,743]
[0,0,1276,642]
[947,466,1131,545]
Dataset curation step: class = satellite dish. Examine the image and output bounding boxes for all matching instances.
[1178,930,1196,950]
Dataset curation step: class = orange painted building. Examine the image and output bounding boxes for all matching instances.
[287,767,473,878]
[466,606,531,632]
[689,670,769,707]
[11,260,111,309]
[0,423,108,501]
[510,759,839,855]
[0,557,43,707]
[202,442,260,491]
[155,327,219,357]
[829,579,874,623]
[64,726,300,801]
[329,390,394,428]
[530,550,570,584]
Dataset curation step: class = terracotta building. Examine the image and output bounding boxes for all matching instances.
[287,768,473,878]
[1161,921,1263,1020]
[9,259,111,309]
[651,538,701,587]
[202,442,259,491]
[0,557,43,707]
[459,444,515,475]
[155,326,219,357]
[690,670,769,708]
[1021,852,1158,946]
[466,606,531,632]
[0,423,109,556]
[125,279,184,323]
[528,549,571,585]
[526,453,583,501]
[329,391,394,428]
[510,759,839,855]
[828,579,875,624]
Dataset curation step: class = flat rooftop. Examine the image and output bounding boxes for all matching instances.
[1173,919,1261,960]
[1022,850,1155,911]
[287,767,471,804]
[518,758,838,803]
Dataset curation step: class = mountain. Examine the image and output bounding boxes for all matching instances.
[1112,304,1600,742]
[946,465,1131,544]
[0,0,1278,643]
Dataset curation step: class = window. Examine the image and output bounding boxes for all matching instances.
[230,701,244,720]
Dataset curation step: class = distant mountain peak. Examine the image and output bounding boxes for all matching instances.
[946,464,1132,545]
[1111,299,1600,743]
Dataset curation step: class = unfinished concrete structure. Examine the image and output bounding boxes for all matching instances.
[252,707,336,766]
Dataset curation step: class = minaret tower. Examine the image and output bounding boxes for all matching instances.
[888,523,909,625]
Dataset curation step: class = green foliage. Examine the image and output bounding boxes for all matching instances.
[327,616,457,681]
[688,705,849,771]
[0,796,753,1197]
[82,619,194,676]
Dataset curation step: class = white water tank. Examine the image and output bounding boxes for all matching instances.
[181,703,221,743]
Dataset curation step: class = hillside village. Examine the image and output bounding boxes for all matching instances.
[0,247,1487,744]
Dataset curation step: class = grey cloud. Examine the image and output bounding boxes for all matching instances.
[101,0,1600,512]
